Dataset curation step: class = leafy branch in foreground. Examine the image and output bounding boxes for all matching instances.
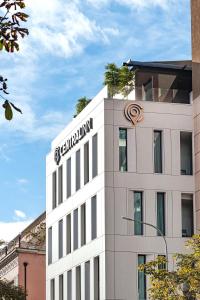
[0,0,29,120]
[0,280,26,299]
[139,235,200,299]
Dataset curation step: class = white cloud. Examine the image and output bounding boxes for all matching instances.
[87,0,176,9]
[0,219,33,242]
[14,209,26,219]
[17,178,28,185]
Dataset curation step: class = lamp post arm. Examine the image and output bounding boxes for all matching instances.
[122,216,168,269]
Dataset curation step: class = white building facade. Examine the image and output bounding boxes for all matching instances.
[46,61,195,300]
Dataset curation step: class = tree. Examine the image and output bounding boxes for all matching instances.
[139,235,200,299]
[0,280,26,299]
[104,63,135,98]
[0,0,29,120]
[74,97,91,117]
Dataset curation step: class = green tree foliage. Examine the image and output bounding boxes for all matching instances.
[74,97,91,117]
[0,280,26,299]
[139,235,200,299]
[104,63,135,98]
[0,0,29,120]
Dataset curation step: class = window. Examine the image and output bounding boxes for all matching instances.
[76,150,81,191]
[157,193,165,236]
[91,196,97,240]
[143,78,153,101]
[154,130,162,173]
[52,171,57,209]
[73,209,78,250]
[50,278,55,300]
[84,142,89,184]
[119,128,127,172]
[58,219,63,259]
[66,214,71,254]
[138,255,146,300]
[182,194,194,237]
[85,261,90,300]
[81,203,86,246]
[92,134,98,178]
[67,270,72,300]
[58,165,63,204]
[48,227,52,265]
[76,266,81,300]
[59,274,63,300]
[134,192,143,235]
[94,256,100,300]
[180,132,193,175]
[67,158,71,198]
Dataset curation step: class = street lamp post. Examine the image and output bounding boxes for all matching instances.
[122,216,168,270]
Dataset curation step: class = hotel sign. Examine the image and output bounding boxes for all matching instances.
[124,103,144,126]
[54,118,93,165]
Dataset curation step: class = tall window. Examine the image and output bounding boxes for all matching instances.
[119,128,127,172]
[67,158,71,198]
[58,219,63,259]
[91,196,97,240]
[84,142,89,184]
[143,78,153,101]
[58,165,63,204]
[134,192,143,235]
[76,150,81,191]
[94,256,100,300]
[181,194,194,237]
[52,171,57,209]
[138,255,146,300]
[76,266,81,300]
[66,214,71,254]
[48,227,52,265]
[81,203,86,246]
[50,278,55,300]
[73,209,78,250]
[85,261,90,300]
[92,134,98,178]
[157,192,165,236]
[59,274,63,300]
[67,270,72,300]
[180,132,193,175]
[154,130,162,173]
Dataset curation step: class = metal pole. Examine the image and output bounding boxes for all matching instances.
[122,216,168,270]
[23,262,28,300]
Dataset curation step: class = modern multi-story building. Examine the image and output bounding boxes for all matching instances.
[0,211,46,300]
[46,57,195,299]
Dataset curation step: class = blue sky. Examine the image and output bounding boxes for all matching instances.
[0,0,191,240]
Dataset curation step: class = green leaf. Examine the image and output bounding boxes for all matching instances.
[4,102,13,120]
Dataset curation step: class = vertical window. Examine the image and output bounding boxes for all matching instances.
[76,150,81,191]
[154,130,162,173]
[92,134,98,178]
[91,196,97,240]
[84,142,89,184]
[67,270,72,300]
[157,192,165,236]
[73,209,78,250]
[76,266,81,300]
[134,192,143,235]
[58,219,63,259]
[48,227,52,265]
[81,203,86,246]
[181,194,194,237]
[138,255,146,300]
[50,278,55,300]
[94,256,100,300]
[85,261,90,300]
[143,78,153,101]
[58,165,63,204]
[59,274,63,300]
[180,132,193,175]
[67,158,71,198]
[66,214,71,254]
[119,128,127,172]
[52,171,57,209]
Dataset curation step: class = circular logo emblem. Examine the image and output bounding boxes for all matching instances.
[124,103,144,126]
[54,147,61,165]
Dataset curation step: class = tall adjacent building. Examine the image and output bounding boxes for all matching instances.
[46,60,194,299]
